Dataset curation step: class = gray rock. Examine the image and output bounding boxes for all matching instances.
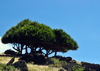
[6,57,15,66]
[59,69,65,71]
[13,60,28,71]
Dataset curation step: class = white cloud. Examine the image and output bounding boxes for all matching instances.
[0,37,13,53]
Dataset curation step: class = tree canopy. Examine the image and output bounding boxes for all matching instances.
[2,19,79,56]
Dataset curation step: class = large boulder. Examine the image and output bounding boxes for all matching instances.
[4,49,17,55]
[33,54,46,65]
[45,58,54,65]
[66,57,72,62]
[19,54,33,63]
[19,54,46,65]
[13,60,28,71]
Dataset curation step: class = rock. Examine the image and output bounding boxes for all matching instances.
[4,49,17,56]
[53,55,63,59]
[13,60,28,71]
[46,58,54,65]
[6,57,15,66]
[56,56,72,62]
[19,54,33,63]
[59,69,65,71]
[62,65,72,71]
[33,54,46,65]
[81,62,100,71]
[66,57,72,62]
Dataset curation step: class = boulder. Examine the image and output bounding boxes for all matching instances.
[33,54,46,65]
[81,62,100,71]
[59,69,65,71]
[62,65,72,71]
[45,58,54,65]
[19,54,33,63]
[59,56,72,62]
[4,49,17,55]
[66,57,72,62]
[13,60,28,71]
[6,57,15,66]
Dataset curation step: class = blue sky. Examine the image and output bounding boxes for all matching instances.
[0,0,100,64]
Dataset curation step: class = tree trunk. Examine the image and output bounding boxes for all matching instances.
[45,50,49,57]
[54,51,57,57]
[25,45,28,54]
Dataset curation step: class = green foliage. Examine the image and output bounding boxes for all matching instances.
[49,58,68,68]
[0,63,18,71]
[52,29,79,53]
[2,19,79,56]
[72,65,85,71]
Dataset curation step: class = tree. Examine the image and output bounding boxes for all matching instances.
[2,19,55,55]
[2,19,79,56]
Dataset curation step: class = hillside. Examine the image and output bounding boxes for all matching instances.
[0,53,100,71]
[0,54,63,71]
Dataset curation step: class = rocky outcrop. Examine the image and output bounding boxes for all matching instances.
[53,55,72,62]
[19,54,33,63]
[4,49,17,56]
[19,54,46,65]
[6,57,15,66]
[45,58,54,65]
[81,62,100,71]
[33,54,46,65]
[13,60,28,71]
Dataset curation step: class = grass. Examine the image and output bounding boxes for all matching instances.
[0,55,84,71]
[48,58,68,68]
[27,64,60,71]
[0,63,19,71]
[0,56,62,71]
[72,65,85,71]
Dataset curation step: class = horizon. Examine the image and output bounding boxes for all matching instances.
[0,0,100,64]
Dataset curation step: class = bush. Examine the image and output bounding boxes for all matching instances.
[0,63,18,71]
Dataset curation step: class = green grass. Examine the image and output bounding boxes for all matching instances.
[72,65,85,71]
[0,63,19,71]
[48,58,68,68]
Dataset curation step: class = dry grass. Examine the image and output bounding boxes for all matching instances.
[0,56,62,71]
[27,64,61,71]
[0,56,19,64]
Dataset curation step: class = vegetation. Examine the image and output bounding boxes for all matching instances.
[72,65,85,71]
[0,56,63,71]
[49,58,68,68]
[2,19,79,57]
[0,63,18,71]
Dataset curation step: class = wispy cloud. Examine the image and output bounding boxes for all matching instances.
[0,37,12,53]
